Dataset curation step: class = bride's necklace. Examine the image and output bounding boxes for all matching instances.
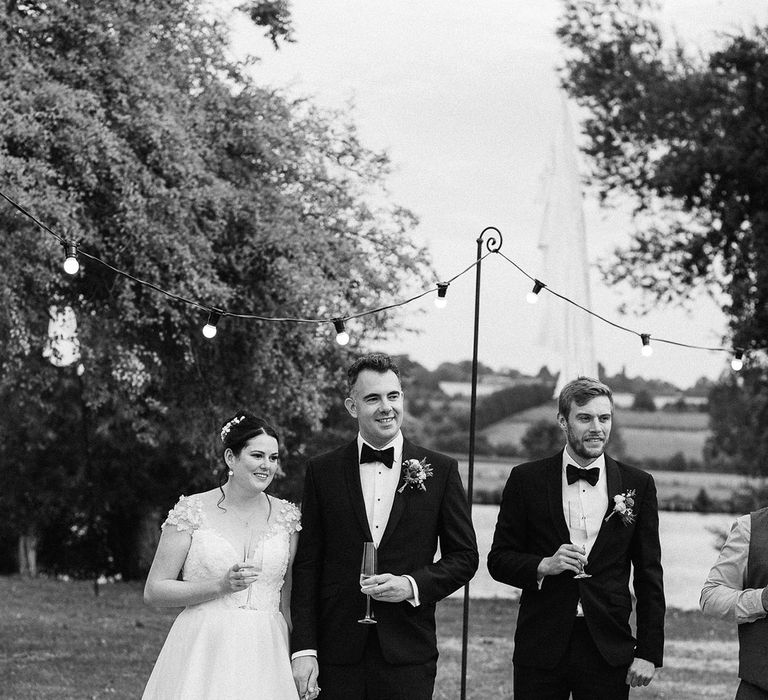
[227,493,272,529]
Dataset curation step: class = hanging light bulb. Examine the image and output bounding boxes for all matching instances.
[202,311,221,339]
[435,282,449,309]
[333,318,350,346]
[640,334,653,357]
[731,349,744,372]
[526,279,545,304]
[62,240,80,275]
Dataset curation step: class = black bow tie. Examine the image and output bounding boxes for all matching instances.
[360,443,395,469]
[566,463,600,487]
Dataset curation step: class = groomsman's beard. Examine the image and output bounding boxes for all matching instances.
[565,427,608,462]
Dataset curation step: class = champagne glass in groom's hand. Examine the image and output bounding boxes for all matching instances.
[358,541,377,624]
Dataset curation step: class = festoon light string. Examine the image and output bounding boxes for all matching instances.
[0,188,751,369]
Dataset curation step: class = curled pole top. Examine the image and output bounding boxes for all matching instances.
[477,226,503,253]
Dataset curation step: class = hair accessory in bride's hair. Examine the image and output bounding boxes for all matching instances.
[220,415,245,442]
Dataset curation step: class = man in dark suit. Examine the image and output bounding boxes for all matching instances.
[488,376,665,699]
[290,353,478,700]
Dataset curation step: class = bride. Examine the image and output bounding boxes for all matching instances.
[142,412,315,700]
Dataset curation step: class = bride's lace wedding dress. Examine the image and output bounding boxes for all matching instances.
[142,494,301,700]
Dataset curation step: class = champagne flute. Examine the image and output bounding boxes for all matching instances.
[358,541,377,624]
[568,501,591,579]
[573,543,591,579]
[239,532,264,609]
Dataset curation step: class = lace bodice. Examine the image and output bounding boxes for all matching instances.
[162,494,301,613]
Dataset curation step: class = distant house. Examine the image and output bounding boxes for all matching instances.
[439,374,542,398]
[612,392,708,410]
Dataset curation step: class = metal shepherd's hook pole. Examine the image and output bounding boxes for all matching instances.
[460,226,503,700]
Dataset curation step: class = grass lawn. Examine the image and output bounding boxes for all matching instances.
[0,576,741,699]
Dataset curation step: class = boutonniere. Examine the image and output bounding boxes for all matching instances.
[398,458,433,493]
[605,489,636,525]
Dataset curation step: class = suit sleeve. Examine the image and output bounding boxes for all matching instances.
[630,473,665,667]
[289,460,322,654]
[410,460,479,604]
[487,467,543,590]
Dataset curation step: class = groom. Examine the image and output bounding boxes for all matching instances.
[290,353,478,700]
[488,377,665,699]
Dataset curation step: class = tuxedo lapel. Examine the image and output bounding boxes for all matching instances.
[342,440,373,540]
[587,455,624,563]
[378,438,410,549]
[546,454,571,544]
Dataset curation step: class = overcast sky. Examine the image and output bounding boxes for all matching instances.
[224,0,768,388]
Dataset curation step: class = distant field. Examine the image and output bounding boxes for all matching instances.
[482,404,710,462]
[486,402,709,429]
[458,457,754,505]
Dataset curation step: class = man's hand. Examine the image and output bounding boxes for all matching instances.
[537,544,587,578]
[291,656,320,700]
[361,573,414,603]
[626,658,655,687]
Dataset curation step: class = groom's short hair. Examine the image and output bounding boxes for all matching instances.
[347,353,401,394]
[558,376,613,420]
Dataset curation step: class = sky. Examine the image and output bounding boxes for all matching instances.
[222,0,768,388]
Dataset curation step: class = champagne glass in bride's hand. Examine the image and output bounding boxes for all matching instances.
[358,541,377,624]
[239,533,264,610]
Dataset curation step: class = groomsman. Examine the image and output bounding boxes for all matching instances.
[488,377,665,699]
[290,352,478,700]
[701,507,768,699]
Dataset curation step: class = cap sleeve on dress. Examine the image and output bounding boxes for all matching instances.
[161,495,203,533]
[278,501,302,535]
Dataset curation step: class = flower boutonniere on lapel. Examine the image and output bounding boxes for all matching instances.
[398,458,434,493]
[605,489,636,525]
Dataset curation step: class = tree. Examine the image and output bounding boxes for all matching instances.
[0,0,430,576]
[557,1,768,351]
[631,389,657,412]
[557,0,768,477]
[521,420,564,458]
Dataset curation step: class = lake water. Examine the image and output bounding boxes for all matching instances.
[452,505,736,611]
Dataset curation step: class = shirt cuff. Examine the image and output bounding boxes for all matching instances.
[291,650,317,660]
[404,575,420,607]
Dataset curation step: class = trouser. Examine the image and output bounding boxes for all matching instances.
[319,627,437,700]
[514,617,631,700]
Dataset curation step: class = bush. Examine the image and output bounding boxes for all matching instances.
[475,384,554,429]
[521,420,563,458]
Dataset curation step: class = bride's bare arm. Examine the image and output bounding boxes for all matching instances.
[280,531,299,630]
[144,527,253,607]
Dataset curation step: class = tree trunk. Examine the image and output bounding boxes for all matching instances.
[18,530,39,577]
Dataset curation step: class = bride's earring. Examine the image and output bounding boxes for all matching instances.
[227,469,233,476]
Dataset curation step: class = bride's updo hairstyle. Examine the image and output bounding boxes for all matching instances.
[219,411,280,457]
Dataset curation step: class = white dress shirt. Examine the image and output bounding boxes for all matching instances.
[561,448,608,557]
[561,448,608,616]
[700,514,768,624]
[358,432,403,548]
[357,432,420,606]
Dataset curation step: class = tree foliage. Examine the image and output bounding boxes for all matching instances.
[558,0,768,351]
[0,0,429,575]
[557,0,768,478]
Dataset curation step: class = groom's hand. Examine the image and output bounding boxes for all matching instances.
[361,573,414,603]
[291,656,319,699]
[537,544,587,578]
[626,658,655,687]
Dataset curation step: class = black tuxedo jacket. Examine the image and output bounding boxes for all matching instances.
[487,451,665,669]
[290,437,478,666]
